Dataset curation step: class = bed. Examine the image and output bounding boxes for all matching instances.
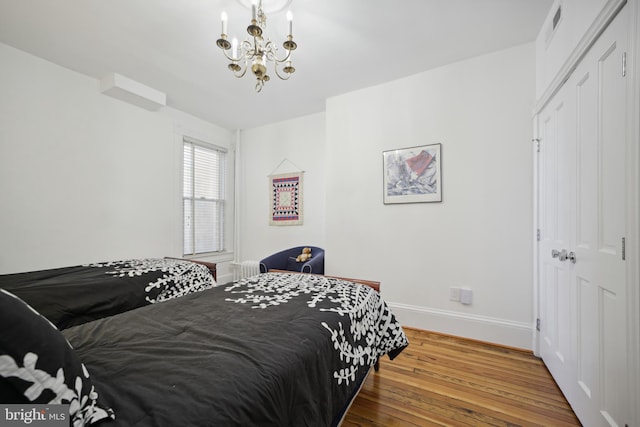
[0,258,408,426]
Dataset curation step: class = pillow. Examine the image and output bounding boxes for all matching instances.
[0,289,115,426]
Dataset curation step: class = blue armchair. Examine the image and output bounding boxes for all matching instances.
[259,246,325,274]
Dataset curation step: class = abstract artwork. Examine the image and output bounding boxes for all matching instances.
[270,172,303,225]
[383,143,442,204]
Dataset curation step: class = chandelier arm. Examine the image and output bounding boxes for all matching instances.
[221,48,245,62]
[272,52,292,64]
[261,40,275,59]
[262,40,292,64]
[242,39,253,51]
[273,65,291,80]
[273,63,292,81]
[271,50,292,64]
[232,58,249,78]
[240,39,259,60]
[244,49,258,61]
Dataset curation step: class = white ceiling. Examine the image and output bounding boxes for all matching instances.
[0,0,552,130]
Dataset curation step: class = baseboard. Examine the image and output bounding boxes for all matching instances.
[388,302,534,351]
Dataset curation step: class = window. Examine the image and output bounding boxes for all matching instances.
[183,138,227,255]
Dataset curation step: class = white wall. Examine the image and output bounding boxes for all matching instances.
[2,38,539,348]
[237,113,326,263]
[0,43,235,276]
[325,43,536,348]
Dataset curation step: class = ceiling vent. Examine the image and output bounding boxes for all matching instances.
[99,73,166,111]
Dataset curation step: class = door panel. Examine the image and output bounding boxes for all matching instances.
[573,9,627,425]
[598,38,625,256]
[576,70,596,251]
[577,277,597,399]
[538,87,575,390]
[602,288,625,425]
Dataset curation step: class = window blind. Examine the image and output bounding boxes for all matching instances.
[183,139,226,255]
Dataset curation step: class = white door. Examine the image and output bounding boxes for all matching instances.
[537,6,629,426]
[538,79,576,394]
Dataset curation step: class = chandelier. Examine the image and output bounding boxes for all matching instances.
[216,0,297,92]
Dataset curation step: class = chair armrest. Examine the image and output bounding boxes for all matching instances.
[301,251,324,274]
[259,251,290,273]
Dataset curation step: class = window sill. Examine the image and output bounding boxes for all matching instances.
[183,251,235,264]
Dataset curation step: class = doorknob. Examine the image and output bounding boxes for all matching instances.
[551,249,568,261]
[558,249,568,261]
[568,251,576,264]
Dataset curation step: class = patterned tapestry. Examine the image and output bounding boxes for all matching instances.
[269,172,303,225]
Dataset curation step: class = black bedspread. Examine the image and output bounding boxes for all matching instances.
[0,259,215,329]
[62,272,408,426]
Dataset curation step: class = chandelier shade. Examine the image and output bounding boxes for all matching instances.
[216,0,297,92]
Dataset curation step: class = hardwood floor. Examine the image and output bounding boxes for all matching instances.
[342,327,581,427]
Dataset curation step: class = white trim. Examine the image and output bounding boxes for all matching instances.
[182,251,234,266]
[532,115,541,357]
[388,303,533,350]
[183,135,229,154]
[234,129,241,263]
[627,2,640,425]
[171,131,184,258]
[182,140,227,255]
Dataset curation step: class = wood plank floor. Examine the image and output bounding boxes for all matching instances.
[342,327,581,427]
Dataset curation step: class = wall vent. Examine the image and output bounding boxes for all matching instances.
[552,5,562,30]
[544,3,563,48]
[100,73,166,111]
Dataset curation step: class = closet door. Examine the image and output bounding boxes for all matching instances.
[538,80,576,397]
[537,6,629,426]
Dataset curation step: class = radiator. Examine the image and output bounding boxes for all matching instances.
[233,260,260,280]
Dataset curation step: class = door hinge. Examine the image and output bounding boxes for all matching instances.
[537,229,541,241]
[536,318,541,331]
[622,52,626,77]
[532,138,541,152]
[622,237,626,261]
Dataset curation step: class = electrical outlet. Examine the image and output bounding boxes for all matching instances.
[450,287,460,302]
[460,288,473,305]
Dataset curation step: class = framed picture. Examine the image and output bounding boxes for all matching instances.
[269,172,303,225]
[383,143,442,204]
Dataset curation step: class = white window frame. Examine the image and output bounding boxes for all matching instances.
[182,137,227,256]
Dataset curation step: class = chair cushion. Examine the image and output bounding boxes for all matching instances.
[286,257,300,272]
